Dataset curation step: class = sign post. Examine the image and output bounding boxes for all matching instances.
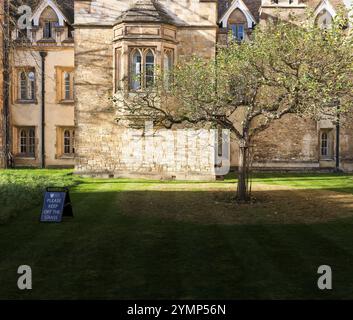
[40,187,73,222]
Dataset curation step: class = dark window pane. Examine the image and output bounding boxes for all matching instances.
[145,51,155,88]
[28,129,35,154]
[64,73,71,100]
[20,72,27,100]
[43,21,52,38]
[20,130,27,153]
[131,50,142,90]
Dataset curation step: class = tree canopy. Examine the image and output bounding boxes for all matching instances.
[113,11,353,200]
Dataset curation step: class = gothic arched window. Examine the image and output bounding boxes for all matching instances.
[130,49,142,90]
[145,50,155,88]
[315,9,333,29]
[40,6,59,39]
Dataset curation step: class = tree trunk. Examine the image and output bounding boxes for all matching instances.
[237,142,249,202]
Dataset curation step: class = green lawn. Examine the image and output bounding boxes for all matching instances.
[250,172,353,193]
[1,169,353,299]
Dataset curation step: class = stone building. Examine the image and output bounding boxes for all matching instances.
[2,0,75,168]
[74,0,220,179]
[2,0,352,177]
[74,0,353,179]
[218,0,353,172]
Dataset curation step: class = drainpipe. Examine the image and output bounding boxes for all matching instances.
[335,103,340,171]
[3,0,11,168]
[40,51,47,168]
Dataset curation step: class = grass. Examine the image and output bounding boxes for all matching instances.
[249,172,353,193]
[0,169,79,224]
[0,170,353,299]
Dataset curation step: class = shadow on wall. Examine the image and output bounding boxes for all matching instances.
[75,31,114,105]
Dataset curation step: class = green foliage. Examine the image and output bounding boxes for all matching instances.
[115,11,353,141]
[113,11,353,201]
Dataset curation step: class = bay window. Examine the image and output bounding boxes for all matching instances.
[131,49,142,90]
[130,48,156,90]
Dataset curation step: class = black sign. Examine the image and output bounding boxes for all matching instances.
[40,187,73,222]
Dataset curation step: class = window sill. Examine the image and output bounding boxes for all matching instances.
[56,154,75,159]
[37,38,56,43]
[59,100,74,105]
[15,155,36,160]
[15,99,38,105]
[14,38,31,43]
[62,38,74,44]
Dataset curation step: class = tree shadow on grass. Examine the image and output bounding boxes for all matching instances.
[1,186,353,299]
[96,186,353,225]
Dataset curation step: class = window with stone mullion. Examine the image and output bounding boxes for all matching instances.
[130,48,156,90]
